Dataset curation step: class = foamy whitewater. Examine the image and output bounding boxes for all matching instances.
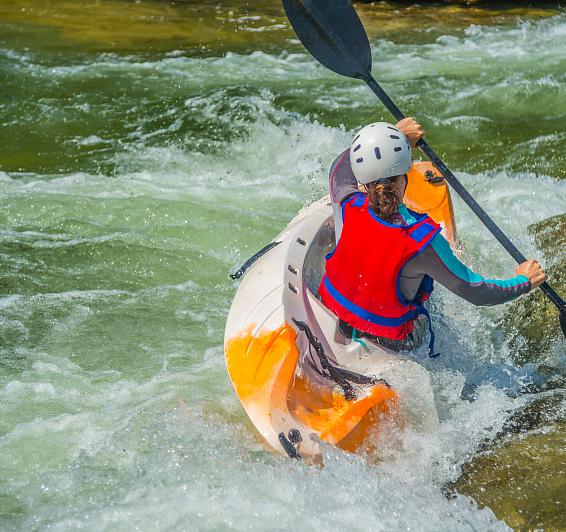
[1,8,565,530]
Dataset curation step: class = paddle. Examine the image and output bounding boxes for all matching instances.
[282,0,566,338]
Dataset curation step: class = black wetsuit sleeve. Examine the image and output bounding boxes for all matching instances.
[405,234,531,306]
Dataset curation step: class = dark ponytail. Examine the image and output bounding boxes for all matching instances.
[365,177,402,223]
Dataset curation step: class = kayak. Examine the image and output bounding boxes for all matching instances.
[224,162,457,461]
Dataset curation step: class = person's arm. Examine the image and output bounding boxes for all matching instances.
[396,117,546,305]
[329,149,359,205]
[328,150,362,242]
[409,233,541,306]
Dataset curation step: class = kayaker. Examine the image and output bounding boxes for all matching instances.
[319,119,547,355]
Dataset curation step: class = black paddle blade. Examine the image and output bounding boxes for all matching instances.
[282,0,372,79]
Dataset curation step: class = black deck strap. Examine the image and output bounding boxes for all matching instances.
[333,365,390,389]
[292,318,355,400]
[292,318,390,399]
[293,318,391,395]
[278,432,302,460]
[230,241,281,280]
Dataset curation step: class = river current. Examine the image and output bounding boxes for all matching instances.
[1,1,565,530]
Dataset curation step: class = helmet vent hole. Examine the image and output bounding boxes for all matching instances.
[353,144,361,152]
[387,126,399,131]
[356,157,364,163]
[389,135,399,139]
[374,147,381,160]
[394,147,402,152]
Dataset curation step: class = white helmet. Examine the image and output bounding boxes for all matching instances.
[349,122,412,185]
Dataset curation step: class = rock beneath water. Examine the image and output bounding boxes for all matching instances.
[499,213,566,366]
[456,216,566,529]
[454,422,566,530]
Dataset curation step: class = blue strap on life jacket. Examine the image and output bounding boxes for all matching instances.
[322,276,419,327]
[409,222,437,244]
[416,304,440,358]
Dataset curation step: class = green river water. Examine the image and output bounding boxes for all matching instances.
[1,1,565,530]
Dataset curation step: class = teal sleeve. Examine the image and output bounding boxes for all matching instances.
[409,232,531,306]
[431,234,530,290]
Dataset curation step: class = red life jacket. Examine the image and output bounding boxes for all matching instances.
[319,192,441,342]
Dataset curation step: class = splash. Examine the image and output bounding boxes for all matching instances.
[1,5,566,530]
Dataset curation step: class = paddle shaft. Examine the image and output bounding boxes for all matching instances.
[365,75,565,311]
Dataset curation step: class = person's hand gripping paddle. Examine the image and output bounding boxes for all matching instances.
[282,0,566,338]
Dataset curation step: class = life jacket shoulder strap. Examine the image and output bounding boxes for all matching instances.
[407,216,441,245]
[350,193,366,208]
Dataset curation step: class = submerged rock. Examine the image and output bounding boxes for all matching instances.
[454,422,566,530]
[456,216,566,529]
[499,213,566,366]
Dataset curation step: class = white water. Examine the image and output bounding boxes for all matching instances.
[1,11,566,531]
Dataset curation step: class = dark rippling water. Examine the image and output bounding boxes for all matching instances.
[1,1,565,530]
